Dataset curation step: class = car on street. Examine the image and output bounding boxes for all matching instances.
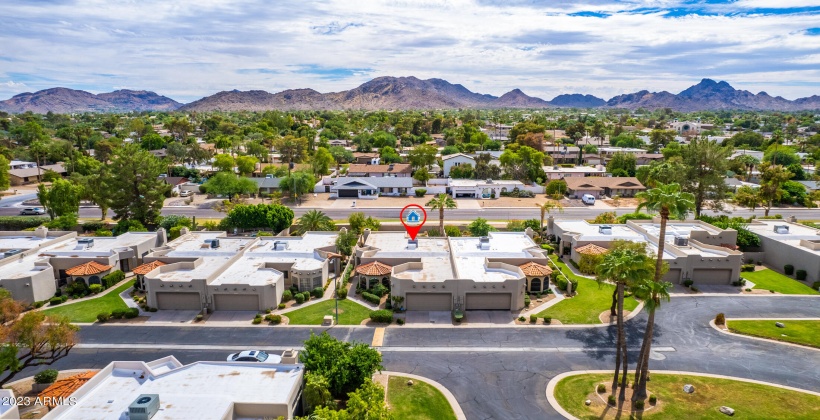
[226,350,281,363]
[581,194,596,205]
[20,207,46,215]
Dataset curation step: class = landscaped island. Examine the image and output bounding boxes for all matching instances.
[727,319,820,349]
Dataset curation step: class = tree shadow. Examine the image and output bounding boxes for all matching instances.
[562,319,664,361]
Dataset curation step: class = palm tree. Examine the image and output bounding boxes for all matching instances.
[537,199,564,235]
[295,210,334,233]
[631,278,672,402]
[426,194,457,235]
[596,244,654,405]
[634,183,695,401]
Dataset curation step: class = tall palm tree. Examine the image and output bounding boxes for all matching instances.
[596,244,653,404]
[426,194,457,235]
[634,183,695,401]
[631,278,671,401]
[295,210,334,233]
[537,199,564,235]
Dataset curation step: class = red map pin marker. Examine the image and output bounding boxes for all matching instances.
[400,204,427,240]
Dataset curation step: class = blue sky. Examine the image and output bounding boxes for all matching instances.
[1,0,820,103]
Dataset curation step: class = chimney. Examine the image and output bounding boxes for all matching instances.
[281,349,299,364]
[788,215,797,223]
[362,228,371,243]
[34,226,48,239]
[524,227,534,239]
[155,228,167,247]
[179,227,190,237]
[547,215,555,234]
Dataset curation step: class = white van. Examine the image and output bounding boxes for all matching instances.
[581,194,596,205]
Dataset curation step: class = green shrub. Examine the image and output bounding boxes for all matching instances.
[784,264,794,275]
[302,292,311,301]
[796,270,807,280]
[0,216,47,230]
[295,293,305,304]
[529,314,537,323]
[649,394,657,404]
[124,308,140,319]
[111,309,126,319]
[396,318,405,325]
[715,313,725,325]
[96,312,110,323]
[597,384,606,393]
[268,314,282,324]
[149,307,157,312]
[370,283,388,297]
[607,395,616,406]
[102,270,125,289]
[524,295,531,307]
[813,281,820,291]
[34,369,59,384]
[444,225,462,237]
[95,229,113,237]
[311,287,324,298]
[369,309,393,323]
[362,292,381,305]
[337,288,348,299]
[278,303,286,309]
[578,253,604,275]
[49,296,64,306]
[88,284,102,294]
[540,244,554,253]
[544,316,552,324]
[414,188,427,197]
[195,314,204,322]
[66,281,88,296]
[81,221,106,232]
[518,316,526,321]
[282,290,293,302]
[683,279,694,287]
[635,400,645,410]
[741,264,755,272]
[252,317,262,324]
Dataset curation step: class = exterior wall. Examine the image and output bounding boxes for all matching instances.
[0,265,56,304]
[443,156,475,177]
[291,261,329,292]
[391,276,527,311]
[756,236,820,282]
[567,188,602,198]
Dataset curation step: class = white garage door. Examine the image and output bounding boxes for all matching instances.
[693,269,733,285]
[465,293,511,310]
[214,294,259,311]
[405,293,451,311]
[156,292,201,310]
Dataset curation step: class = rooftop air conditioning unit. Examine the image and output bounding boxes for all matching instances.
[128,394,160,420]
[204,238,220,248]
[773,225,789,234]
[273,241,288,251]
[598,225,612,235]
[478,236,491,250]
[407,239,418,250]
[3,249,24,258]
[674,236,689,246]
[77,238,94,248]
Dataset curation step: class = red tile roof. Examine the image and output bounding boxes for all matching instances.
[519,261,553,277]
[39,371,96,408]
[356,261,393,276]
[575,244,609,255]
[133,260,166,275]
[65,261,112,276]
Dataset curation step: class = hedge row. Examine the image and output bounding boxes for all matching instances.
[0,216,45,230]
[362,292,381,305]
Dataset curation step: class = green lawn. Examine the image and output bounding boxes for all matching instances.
[41,280,135,323]
[728,319,820,349]
[536,255,639,324]
[741,269,819,295]
[387,376,456,420]
[555,373,820,419]
[285,299,372,325]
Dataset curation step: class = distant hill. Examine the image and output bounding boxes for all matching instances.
[0,88,181,113]
[5,77,820,113]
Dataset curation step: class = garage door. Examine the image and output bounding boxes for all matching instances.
[156,292,201,310]
[466,293,512,310]
[338,189,358,198]
[214,294,259,311]
[663,268,682,283]
[693,269,733,285]
[405,293,451,311]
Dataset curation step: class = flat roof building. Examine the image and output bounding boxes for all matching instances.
[746,220,820,282]
[42,355,304,420]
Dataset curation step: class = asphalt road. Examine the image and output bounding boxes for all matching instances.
[18,296,820,420]
[4,192,820,220]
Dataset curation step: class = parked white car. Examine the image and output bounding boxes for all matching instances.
[179,190,192,197]
[227,350,281,363]
[581,194,596,205]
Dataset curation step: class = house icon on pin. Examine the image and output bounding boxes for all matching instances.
[406,210,420,223]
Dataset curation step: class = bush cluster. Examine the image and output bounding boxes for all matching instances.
[336,288,348,299]
[715,313,726,325]
[88,284,103,294]
[683,279,694,287]
[97,312,110,322]
[414,189,427,197]
[102,270,125,289]
[311,287,324,299]
[529,314,537,323]
[362,292,381,305]
[369,309,393,323]
[0,216,46,230]
[124,308,139,319]
[295,293,306,304]
[282,290,293,302]
[740,264,755,272]
[49,296,68,305]
[34,369,59,384]
[796,270,807,280]
[264,314,282,324]
[784,264,794,275]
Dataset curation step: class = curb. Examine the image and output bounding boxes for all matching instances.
[379,371,467,420]
[709,319,820,352]
[545,369,820,419]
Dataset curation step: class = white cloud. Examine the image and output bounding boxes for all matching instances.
[0,0,819,102]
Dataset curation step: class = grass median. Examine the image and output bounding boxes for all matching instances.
[555,372,820,419]
[537,255,639,324]
[41,280,135,323]
[727,319,820,349]
[387,376,456,420]
[741,269,819,295]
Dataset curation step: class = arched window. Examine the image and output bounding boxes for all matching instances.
[74,277,86,285]
[89,276,101,285]
[531,278,542,292]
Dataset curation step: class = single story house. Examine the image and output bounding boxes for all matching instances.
[442,153,475,177]
[542,165,607,180]
[250,177,283,194]
[353,152,380,165]
[346,163,412,177]
[9,163,66,185]
[564,177,645,198]
[330,177,413,198]
[448,179,525,199]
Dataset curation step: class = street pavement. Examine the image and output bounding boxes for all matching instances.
[17,295,820,419]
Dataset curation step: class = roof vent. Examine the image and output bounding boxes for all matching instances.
[598,225,612,235]
[673,236,689,246]
[77,238,94,248]
[407,239,418,250]
[388,164,394,171]
[773,225,789,234]
[128,394,160,420]
[204,238,220,248]
[478,236,490,250]
[273,241,288,251]
[486,179,493,184]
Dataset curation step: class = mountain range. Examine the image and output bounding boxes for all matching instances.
[2,77,819,113]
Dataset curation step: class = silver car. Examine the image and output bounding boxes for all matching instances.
[20,207,46,215]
